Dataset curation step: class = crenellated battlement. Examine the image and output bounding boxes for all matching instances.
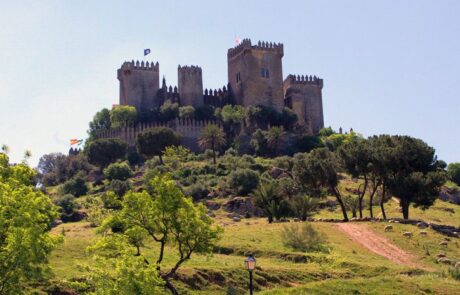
[121,60,159,71]
[285,74,323,88]
[178,65,202,75]
[203,85,229,107]
[227,38,284,58]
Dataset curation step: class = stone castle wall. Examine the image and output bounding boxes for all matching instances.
[96,118,221,152]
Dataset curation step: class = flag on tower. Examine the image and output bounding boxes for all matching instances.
[144,48,151,56]
[70,139,83,146]
[235,37,242,46]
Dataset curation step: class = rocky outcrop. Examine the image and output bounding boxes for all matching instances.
[223,197,263,217]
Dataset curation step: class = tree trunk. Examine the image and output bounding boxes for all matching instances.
[212,149,216,165]
[358,179,368,218]
[158,154,164,165]
[368,180,380,218]
[400,198,409,220]
[332,186,349,221]
[380,183,387,219]
[352,209,357,218]
[268,215,273,223]
[164,280,179,295]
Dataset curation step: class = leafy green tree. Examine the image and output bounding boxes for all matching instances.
[103,162,133,181]
[89,174,222,294]
[162,146,193,170]
[59,173,88,197]
[266,126,285,156]
[228,168,260,196]
[88,108,111,140]
[338,139,372,218]
[198,124,225,164]
[323,132,360,151]
[136,127,181,164]
[110,105,137,128]
[447,162,460,186]
[290,195,319,221]
[318,127,335,137]
[385,136,447,219]
[54,194,78,221]
[293,148,349,221]
[219,104,246,142]
[86,138,128,168]
[38,153,92,186]
[159,100,179,121]
[178,106,195,120]
[253,178,289,223]
[0,153,61,294]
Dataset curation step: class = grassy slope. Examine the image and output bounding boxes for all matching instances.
[49,216,460,294]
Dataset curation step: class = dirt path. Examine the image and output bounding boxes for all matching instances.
[336,223,422,268]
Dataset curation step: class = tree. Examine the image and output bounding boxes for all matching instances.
[293,148,349,221]
[86,138,128,168]
[103,162,133,181]
[0,153,60,294]
[385,136,447,219]
[219,104,246,142]
[136,127,181,164]
[59,173,89,197]
[253,178,289,223]
[198,124,225,164]
[289,195,319,221]
[448,162,460,186]
[159,100,179,121]
[110,105,137,128]
[250,129,269,156]
[178,106,195,120]
[266,126,285,156]
[318,127,335,137]
[88,108,111,140]
[295,135,323,153]
[279,107,298,130]
[338,139,372,218]
[38,153,92,186]
[90,174,222,294]
[227,168,260,196]
[343,195,359,218]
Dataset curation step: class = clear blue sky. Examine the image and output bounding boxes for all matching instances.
[1,0,459,166]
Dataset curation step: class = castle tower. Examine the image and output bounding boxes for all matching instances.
[227,39,284,111]
[117,60,160,111]
[178,65,204,108]
[284,74,324,134]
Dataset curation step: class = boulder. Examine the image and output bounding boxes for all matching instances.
[384,225,393,232]
[205,200,221,211]
[417,222,428,229]
[403,232,413,238]
[437,257,452,264]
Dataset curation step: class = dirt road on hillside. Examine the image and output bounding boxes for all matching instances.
[337,223,422,268]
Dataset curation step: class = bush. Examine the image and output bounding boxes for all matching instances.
[185,182,210,201]
[54,194,77,221]
[281,223,327,252]
[136,127,181,161]
[228,169,259,195]
[103,162,133,181]
[447,163,460,186]
[107,179,132,198]
[447,267,460,281]
[102,191,122,209]
[59,174,88,197]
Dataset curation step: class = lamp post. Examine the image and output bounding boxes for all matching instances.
[245,255,256,295]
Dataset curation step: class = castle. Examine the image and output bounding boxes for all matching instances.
[98,39,324,150]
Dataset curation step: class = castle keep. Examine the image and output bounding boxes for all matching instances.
[117,38,324,134]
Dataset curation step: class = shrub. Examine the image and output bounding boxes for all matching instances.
[103,162,133,181]
[228,168,260,195]
[59,174,88,197]
[107,179,132,198]
[281,223,327,252]
[54,194,77,221]
[185,182,210,201]
[136,127,181,162]
[178,106,195,119]
[447,267,460,281]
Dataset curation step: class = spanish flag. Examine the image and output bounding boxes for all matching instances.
[70,139,83,146]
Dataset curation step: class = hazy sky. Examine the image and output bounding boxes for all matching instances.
[1,0,459,166]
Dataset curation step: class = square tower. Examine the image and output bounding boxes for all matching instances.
[117,60,160,111]
[227,39,284,111]
[178,65,204,108]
